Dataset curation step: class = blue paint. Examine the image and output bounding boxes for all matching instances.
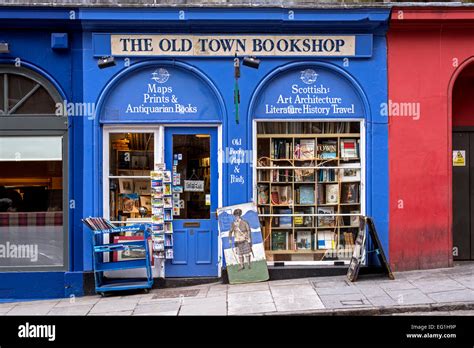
[164,127,219,277]
[98,61,223,123]
[51,33,69,50]
[0,7,390,298]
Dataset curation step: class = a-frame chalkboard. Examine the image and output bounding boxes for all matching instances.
[347,216,394,282]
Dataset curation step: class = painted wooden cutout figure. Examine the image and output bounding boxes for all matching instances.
[229,209,253,271]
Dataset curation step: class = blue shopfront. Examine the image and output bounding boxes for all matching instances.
[0,7,390,299]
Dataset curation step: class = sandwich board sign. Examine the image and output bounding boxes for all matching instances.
[347,216,394,282]
[217,202,269,284]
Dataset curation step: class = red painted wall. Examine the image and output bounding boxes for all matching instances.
[388,9,474,271]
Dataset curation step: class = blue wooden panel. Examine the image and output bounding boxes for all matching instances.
[171,229,188,265]
[195,229,212,265]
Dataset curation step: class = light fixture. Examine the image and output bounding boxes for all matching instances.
[242,56,260,69]
[98,56,116,69]
[0,43,10,54]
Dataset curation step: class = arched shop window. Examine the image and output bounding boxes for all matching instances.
[0,66,68,271]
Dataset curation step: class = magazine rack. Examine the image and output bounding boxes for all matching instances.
[82,217,153,296]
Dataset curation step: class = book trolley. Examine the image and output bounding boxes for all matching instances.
[82,217,153,295]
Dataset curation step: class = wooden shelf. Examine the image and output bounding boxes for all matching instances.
[258,133,360,138]
[256,121,362,260]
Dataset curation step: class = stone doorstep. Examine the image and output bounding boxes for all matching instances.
[262,301,474,316]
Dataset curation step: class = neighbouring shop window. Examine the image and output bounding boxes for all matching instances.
[108,132,155,224]
[256,121,363,264]
[0,136,64,268]
[0,66,66,271]
[0,71,58,115]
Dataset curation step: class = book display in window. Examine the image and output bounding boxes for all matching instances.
[256,121,363,262]
[271,231,288,251]
[109,133,154,222]
[295,230,312,250]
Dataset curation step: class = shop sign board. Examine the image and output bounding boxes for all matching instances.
[184,180,204,192]
[108,34,372,57]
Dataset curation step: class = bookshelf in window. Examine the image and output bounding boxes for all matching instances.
[256,121,362,262]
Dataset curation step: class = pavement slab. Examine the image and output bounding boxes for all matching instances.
[47,304,93,316]
[133,301,181,315]
[270,284,318,298]
[227,282,269,293]
[385,289,435,306]
[6,303,57,316]
[179,296,227,316]
[427,289,474,303]
[228,302,277,315]
[89,299,139,314]
[410,278,466,294]
[318,293,371,309]
[2,262,474,316]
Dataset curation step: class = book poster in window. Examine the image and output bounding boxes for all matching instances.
[217,202,269,284]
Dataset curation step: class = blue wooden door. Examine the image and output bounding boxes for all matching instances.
[164,127,218,277]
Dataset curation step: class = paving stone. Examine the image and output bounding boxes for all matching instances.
[47,305,93,316]
[270,284,317,298]
[133,301,180,315]
[227,282,269,293]
[316,285,361,296]
[452,275,474,289]
[178,295,226,307]
[179,297,227,316]
[274,295,325,312]
[89,310,133,316]
[206,289,228,298]
[227,290,273,306]
[55,296,101,307]
[378,280,417,291]
[207,284,228,291]
[411,278,466,294]
[89,299,138,314]
[318,293,371,309]
[269,278,310,287]
[385,289,435,306]
[228,302,277,315]
[427,289,474,303]
[7,303,56,315]
[0,306,15,315]
[366,294,397,307]
[311,278,348,288]
[355,285,387,297]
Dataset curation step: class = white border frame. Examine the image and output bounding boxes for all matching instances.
[252,118,366,266]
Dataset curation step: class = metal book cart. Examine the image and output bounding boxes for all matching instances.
[82,218,154,296]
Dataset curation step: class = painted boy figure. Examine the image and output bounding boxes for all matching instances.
[229,209,253,271]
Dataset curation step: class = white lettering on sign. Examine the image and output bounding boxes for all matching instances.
[125,69,199,115]
[228,138,245,185]
[264,70,355,116]
[111,35,356,57]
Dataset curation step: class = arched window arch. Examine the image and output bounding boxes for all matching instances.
[0,65,62,116]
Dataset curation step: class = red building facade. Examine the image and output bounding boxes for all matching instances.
[388,7,474,271]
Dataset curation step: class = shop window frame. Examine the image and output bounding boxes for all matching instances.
[252,118,366,266]
[102,125,164,226]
